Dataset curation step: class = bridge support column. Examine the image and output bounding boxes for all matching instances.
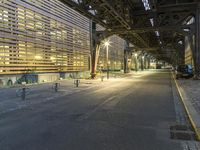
[147,57,150,69]
[91,22,101,79]
[194,7,200,79]
[124,41,129,73]
[144,57,147,69]
[141,57,144,71]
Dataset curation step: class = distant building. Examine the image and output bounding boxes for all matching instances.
[184,17,194,67]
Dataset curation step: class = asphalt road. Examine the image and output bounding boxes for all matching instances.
[0,70,188,150]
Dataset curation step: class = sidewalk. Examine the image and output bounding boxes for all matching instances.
[0,71,150,115]
[175,77,200,140]
[0,71,151,115]
[0,73,128,115]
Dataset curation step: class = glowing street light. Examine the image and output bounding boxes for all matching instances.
[135,53,138,57]
[103,40,110,79]
[142,56,145,60]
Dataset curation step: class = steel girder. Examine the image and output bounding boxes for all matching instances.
[59,0,150,48]
[59,0,197,65]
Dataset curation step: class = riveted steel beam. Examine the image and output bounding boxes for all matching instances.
[59,0,197,64]
[59,0,108,27]
[100,0,131,29]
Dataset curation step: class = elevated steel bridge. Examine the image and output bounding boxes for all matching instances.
[59,0,200,78]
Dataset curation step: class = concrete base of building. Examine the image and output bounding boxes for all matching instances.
[0,71,90,87]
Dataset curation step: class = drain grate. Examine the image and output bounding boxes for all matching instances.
[170,125,197,141]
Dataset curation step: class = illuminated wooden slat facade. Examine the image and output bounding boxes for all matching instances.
[0,0,90,74]
[0,0,125,76]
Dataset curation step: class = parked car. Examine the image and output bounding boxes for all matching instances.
[175,64,193,79]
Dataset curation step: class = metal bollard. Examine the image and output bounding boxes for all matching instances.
[101,76,104,82]
[74,79,80,87]
[21,87,26,100]
[52,82,60,92]
[54,82,59,92]
[16,87,30,100]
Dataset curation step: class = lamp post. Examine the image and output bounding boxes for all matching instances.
[104,40,110,79]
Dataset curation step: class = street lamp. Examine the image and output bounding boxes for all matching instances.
[104,40,110,79]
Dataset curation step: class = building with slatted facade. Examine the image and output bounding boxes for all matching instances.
[0,0,125,86]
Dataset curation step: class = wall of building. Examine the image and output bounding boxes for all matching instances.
[96,24,125,72]
[0,0,125,85]
[0,0,92,85]
[185,36,194,66]
[0,0,90,74]
[98,35,125,72]
[184,17,194,67]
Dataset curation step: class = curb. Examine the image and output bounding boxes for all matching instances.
[172,73,200,141]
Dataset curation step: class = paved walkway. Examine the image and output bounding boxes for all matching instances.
[0,71,138,115]
[177,79,200,114]
[176,78,200,140]
[0,70,187,150]
[0,78,113,115]
[0,70,200,150]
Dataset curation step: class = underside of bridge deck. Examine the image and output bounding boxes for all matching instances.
[59,0,200,78]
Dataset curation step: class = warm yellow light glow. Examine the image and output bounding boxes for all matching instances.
[50,56,55,60]
[135,53,138,57]
[35,55,42,59]
[104,40,110,47]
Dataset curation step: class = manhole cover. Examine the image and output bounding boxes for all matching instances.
[170,125,197,141]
